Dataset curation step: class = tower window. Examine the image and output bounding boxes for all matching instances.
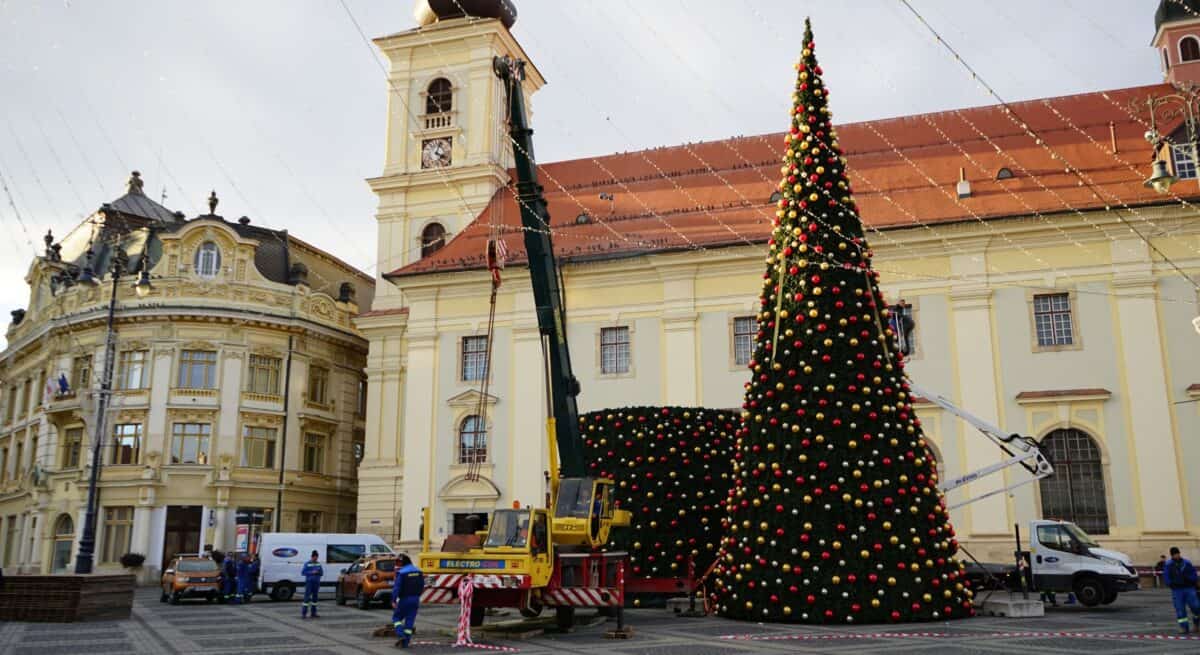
[426,78,453,114]
[1181,36,1200,62]
[421,222,447,258]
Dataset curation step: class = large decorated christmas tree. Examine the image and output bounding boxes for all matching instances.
[581,407,735,586]
[712,19,974,624]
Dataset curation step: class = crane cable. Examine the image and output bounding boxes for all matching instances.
[468,70,516,482]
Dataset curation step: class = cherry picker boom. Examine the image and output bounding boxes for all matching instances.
[416,55,631,631]
[906,381,1054,509]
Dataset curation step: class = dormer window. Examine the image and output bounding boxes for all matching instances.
[1181,36,1200,62]
[996,167,1014,180]
[426,78,453,114]
[195,241,221,278]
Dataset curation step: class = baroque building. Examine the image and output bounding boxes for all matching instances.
[357,1,1200,563]
[0,172,373,578]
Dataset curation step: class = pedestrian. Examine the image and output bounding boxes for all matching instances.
[301,550,323,619]
[1155,554,1168,589]
[221,552,239,603]
[249,554,261,595]
[1163,546,1200,634]
[236,554,253,604]
[391,554,424,649]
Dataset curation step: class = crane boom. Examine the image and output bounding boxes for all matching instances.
[493,55,585,480]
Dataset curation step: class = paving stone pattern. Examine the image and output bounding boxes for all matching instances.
[1,588,1199,654]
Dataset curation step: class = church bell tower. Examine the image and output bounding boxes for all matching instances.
[367,0,544,297]
[1153,0,1200,86]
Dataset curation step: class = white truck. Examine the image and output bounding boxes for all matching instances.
[909,382,1139,607]
[258,532,394,601]
[1022,519,1139,606]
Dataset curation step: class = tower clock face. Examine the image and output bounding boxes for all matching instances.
[421,137,452,169]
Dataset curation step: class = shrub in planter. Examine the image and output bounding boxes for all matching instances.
[119,552,146,569]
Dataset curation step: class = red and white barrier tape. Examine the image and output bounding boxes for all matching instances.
[410,641,518,652]
[455,576,475,646]
[720,630,1200,642]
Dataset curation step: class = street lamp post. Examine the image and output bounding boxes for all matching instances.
[74,248,152,574]
[1139,84,1200,194]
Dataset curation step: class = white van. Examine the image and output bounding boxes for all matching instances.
[259,532,394,601]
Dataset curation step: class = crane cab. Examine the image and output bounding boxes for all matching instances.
[552,477,631,548]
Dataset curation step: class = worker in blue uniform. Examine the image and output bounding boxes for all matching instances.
[301,550,324,618]
[249,555,261,597]
[221,553,238,603]
[236,554,253,604]
[391,554,424,649]
[1163,546,1200,634]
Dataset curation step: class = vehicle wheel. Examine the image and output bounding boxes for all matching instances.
[555,606,575,630]
[519,593,544,618]
[470,604,486,627]
[271,581,295,602]
[335,584,346,606]
[169,591,182,605]
[1073,576,1105,607]
[1101,589,1118,605]
[355,588,370,610]
[159,590,168,603]
[206,593,215,603]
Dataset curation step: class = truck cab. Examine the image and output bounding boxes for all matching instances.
[1027,519,1138,606]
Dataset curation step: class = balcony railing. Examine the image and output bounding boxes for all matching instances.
[424,112,454,130]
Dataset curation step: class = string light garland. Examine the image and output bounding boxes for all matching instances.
[713,20,972,624]
[897,0,1200,293]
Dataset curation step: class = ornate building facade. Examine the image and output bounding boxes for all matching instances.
[356,3,1200,564]
[0,173,373,578]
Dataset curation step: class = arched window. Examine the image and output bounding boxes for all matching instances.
[458,415,487,464]
[1181,36,1200,62]
[1038,428,1109,534]
[52,514,74,572]
[421,222,446,258]
[426,78,453,114]
[194,241,221,278]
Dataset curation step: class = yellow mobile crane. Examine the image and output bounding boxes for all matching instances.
[416,55,631,631]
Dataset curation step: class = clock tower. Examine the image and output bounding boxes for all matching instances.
[367,0,544,302]
[356,1,542,546]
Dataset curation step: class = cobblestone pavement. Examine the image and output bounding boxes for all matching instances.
[2,588,1200,654]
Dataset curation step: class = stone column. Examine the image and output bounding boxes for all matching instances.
[217,349,245,470]
[131,505,154,562]
[399,332,437,546]
[212,506,230,553]
[509,321,547,509]
[1112,273,1186,533]
[356,317,406,542]
[25,511,41,571]
[949,284,1011,536]
[659,263,700,406]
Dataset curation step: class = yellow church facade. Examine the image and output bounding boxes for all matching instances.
[357,6,1200,563]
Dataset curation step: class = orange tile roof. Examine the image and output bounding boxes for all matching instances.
[388,84,1189,279]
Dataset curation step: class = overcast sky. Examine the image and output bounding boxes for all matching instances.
[0,0,1160,331]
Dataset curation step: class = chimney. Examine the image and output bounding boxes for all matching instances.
[956,167,972,199]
